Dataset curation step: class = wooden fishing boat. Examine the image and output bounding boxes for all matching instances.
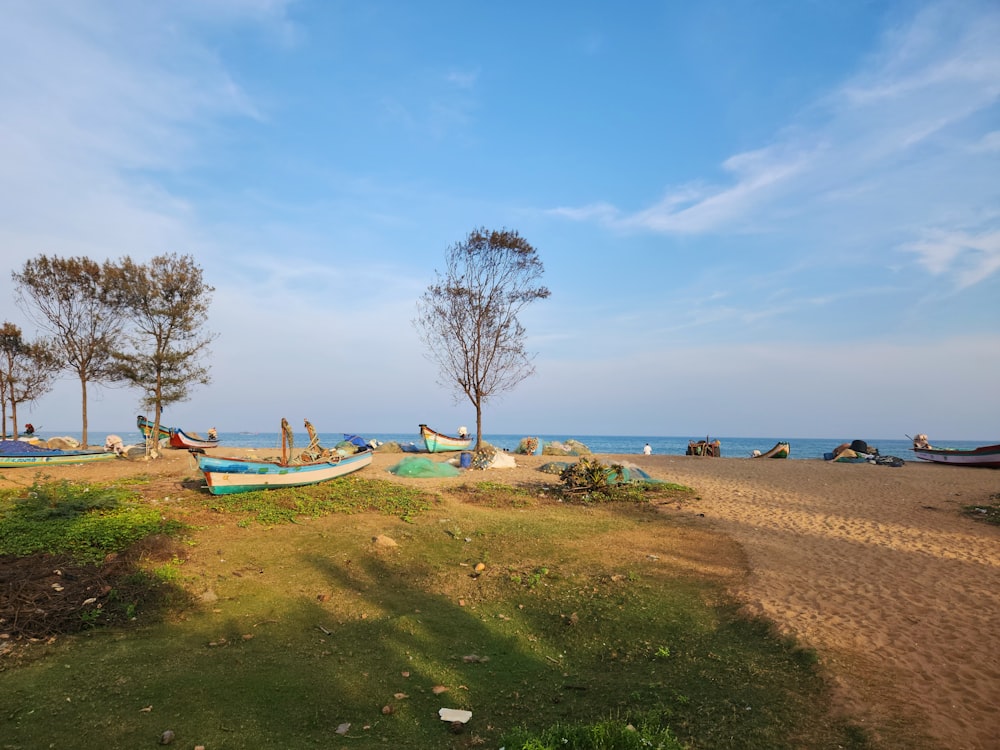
[754,441,790,459]
[137,415,171,442]
[419,423,472,453]
[686,438,721,457]
[911,442,1000,468]
[169,427,219,450]
[196,450,372,494]
[195,418,373,494]
[0,439,117,468]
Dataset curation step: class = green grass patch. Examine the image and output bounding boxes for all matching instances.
[0,479,874,749]
[204,476,431,525]
[0,479,184,562]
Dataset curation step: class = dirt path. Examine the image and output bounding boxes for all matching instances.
[636,456,1000,750]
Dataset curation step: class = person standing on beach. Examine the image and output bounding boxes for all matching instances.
[643,443,652,455]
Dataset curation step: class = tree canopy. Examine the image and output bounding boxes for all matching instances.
[0,323,59,439]
[11,253,216,452]
[110,253,216,454]
[12,256,123,446]
[415,228,550,448]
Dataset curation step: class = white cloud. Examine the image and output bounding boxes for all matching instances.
[621,147,811,234]
[553,0,1000,283]
[903,228,1000,289]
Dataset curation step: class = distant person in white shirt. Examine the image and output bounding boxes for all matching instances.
[643,443,652,455]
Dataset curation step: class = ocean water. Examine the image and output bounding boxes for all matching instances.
[93,430,991,460]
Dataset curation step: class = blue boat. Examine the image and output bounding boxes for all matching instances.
[195,418,372,494]
[0,440,117,468]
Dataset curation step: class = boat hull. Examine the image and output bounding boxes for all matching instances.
[755,442,790,459]
[137,415,171,441]
[686,439,721,457]
[419,424,472,453]
[912,444,1000,468]
[169,428,220,450]
[0,448,117,468]
[196,450,373,494]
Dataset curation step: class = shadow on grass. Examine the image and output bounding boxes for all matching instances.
[1,501,875,749]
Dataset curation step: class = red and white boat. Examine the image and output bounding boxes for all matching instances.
[169,427,220,450]
[911,436,1000,468]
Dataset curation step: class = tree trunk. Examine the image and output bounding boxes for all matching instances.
[475,400,483,450]
[147,378,164,459]
[79,375,89,447]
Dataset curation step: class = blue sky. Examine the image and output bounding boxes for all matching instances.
[2,0,998,441]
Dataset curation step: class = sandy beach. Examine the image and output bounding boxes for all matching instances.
[2,447,997,748]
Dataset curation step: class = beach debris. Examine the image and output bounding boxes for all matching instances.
[439,708,472,728]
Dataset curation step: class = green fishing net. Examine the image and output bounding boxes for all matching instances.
[387,456,461,478]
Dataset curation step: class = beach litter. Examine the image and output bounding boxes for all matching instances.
[439,707,472,733]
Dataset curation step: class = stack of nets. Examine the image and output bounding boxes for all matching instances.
[541,439,592,456]
[514,437,539,455]
[471,443,498,469]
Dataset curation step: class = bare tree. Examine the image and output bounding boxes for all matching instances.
[109,253,216,455]
[415,228,550,449]
[0,323,59,439]
[12,256,123,446]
